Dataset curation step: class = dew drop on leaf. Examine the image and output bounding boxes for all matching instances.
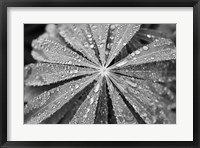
[135,50,141,55]
[94,83,100,93]
[116,60,127,67]
[84,42,89,48]
[75,84,79,89]
[147,34,151,38]
[90,44,94,48]
[110,24,116,30]
[25,23,176,124]
[131,52,135,56]
[90,97,94,105]
[143,46,148,50]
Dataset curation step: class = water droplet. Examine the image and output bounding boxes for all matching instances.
[102,39,106,43]
[133,57,137,60]
[110,25,115,30]
[123,43,126,46]
[131,52,135,56]
[147,34,151,38]
[90,44,94,48]
[107,44,110,49]
[77,32,82,37]
[117,39,122,45]
[126,80,137,87]
[135,50,140,54]
[87,34,92,38]
[90,97,94,104]
[25,65,30,70]
[75,84,79,89]
[131,77,135,80]
[116,60,127,67]
[99,44,103,48]
[56,87,60,91]
[129,82,137,87]
[91,25,97,29]
[110,36,114,40]
[141,112,147,117]
[143,46,148,50]
[62,47,66,52]
[73,70,78,73]
[84,42,89,48]
[87,108,90,112]
[35,75,40,79]
[73,27,78,31]
[94,84,100,93]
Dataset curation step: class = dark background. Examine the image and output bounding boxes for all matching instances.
[24,24,46,65]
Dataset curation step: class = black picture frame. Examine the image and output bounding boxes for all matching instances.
[0,0,199,147]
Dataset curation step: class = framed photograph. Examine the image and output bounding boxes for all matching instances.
[1,0,199,147]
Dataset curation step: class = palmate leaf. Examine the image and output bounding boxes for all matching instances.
[108,73,175,124]
[111,38,175,69]
[106,77,138,124]
[105,24,141,67]
[41,80,97,124]
[31,38,97,68]
[24,24,176,124]
[135,28,167,43]
[69,76,103,124]
[58,24,101,66]
[89,24,109,66]
[112,60,176,83]
[24,63,96,86]
[24,73,99,124]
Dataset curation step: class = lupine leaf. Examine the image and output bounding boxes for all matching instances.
[111,38,175,69]
[58,24,101,66]
[41,80,97,124]
[106,77,138,124]
[106,24,141,67]
[89,24,109,66]
[94,77,110,124]
[112,60,176,83]
[135,28,167,42]
[70,77,102,124]
[31,38,97,68]
[127,38,144,52]
[108,72,175,124]
[24,62,97,86]
[24,24,176,124]
[24,73,99,124]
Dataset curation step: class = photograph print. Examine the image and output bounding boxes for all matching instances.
[24,24,176,124]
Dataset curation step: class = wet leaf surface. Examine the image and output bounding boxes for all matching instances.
[24,24,176,124]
